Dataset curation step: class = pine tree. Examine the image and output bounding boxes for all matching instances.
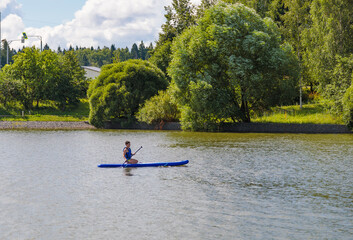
[131,43,139,59]
[43,44,50,51]
[138,41,146,60]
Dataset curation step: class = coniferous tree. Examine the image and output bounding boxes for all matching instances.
[131,43,139,59]
[138,41,146,60]
[43,43,50,51]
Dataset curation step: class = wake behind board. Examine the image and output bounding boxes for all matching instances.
[98,160,189,168]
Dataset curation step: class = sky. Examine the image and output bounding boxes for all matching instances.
[1,0,201,50]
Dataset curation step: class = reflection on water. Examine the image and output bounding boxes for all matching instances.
[124,168,134,176]
[0,130,352,239]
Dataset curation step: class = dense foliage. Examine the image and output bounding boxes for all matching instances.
[1,0,352,130]
[88,60,167,127]
[0,47,86,110]
[136,88,180,124]
[343,84,353,129]
[168,2,299,130]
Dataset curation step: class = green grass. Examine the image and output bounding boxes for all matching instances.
[0,100,343,125]
[252,104,344,125]
[0,99,90,122]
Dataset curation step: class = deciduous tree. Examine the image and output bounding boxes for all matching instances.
[168,2,299,130]
[88,60,168,127]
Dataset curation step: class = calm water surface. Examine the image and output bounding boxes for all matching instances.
[0,130,352,239]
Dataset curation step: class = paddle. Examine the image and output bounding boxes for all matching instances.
[134,146,143,155]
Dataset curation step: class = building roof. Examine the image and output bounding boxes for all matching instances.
[82,66,101,72]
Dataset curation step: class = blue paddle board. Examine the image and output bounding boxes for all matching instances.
[98,160,189,168]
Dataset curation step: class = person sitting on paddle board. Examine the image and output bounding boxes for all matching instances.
[123,141,138,164]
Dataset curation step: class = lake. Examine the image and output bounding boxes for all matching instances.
[0,130,352,239]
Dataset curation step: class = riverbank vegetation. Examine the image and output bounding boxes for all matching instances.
[252,104,343,125]
[0,99,89,121]
[87,60,168,127]
[0,100,342,125]
[1,0,352,130]
[0,48,87,110]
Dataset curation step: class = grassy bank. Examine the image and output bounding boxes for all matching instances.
[0,99,89,122]
[0,101,344,125]
[252,104,343,125]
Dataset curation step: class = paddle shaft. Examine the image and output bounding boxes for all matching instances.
[134,146,143,155]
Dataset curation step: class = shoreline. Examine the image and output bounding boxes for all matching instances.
[0,121,96,130]
[0,121,351,133]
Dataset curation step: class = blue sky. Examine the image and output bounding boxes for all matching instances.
[1,0,201,50]
[19,0,87,28]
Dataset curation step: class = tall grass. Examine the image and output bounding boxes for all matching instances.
[252,104,343,125]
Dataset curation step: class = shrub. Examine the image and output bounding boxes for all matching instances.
[137,88,180,124]
[88,59,167,127]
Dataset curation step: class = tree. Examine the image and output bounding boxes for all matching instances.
[168,2,299,130]
[279,0,312,107]
[3,47,43,109]
[150,0,196,76]
[131,43,139,59]
[322,55,353,115]
[38,49,62,106]
[113,47,131,62]
[196,0,285,19]
[196,0,219,18]
[43,43,50,51]
[343,82,353,129]
[2,47,86,110]
[0,71,22,107]
[149,40,173,76]
[138,41,146,60]
[236,0,273,17]
[88,59,168,127]
[157,0,195,45]
[145,43,154,60]
[302,0,353,111]
[55,51,87,109]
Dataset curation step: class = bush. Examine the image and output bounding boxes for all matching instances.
[0,72,22,107]
[136,88,180,124]
[343,84,353,129]
[88,59,167,128]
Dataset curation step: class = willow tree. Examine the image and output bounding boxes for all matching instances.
[168,2,299,131]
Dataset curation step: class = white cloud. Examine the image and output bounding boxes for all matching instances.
[2,0,203,50]
[0,0,21,15]
[1,0,24,49]
[2,14,25,41]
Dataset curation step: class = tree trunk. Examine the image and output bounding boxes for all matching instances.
[240,93,251,123]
